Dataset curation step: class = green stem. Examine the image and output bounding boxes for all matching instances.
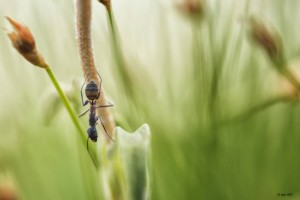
[45,67,98,167]
[107,10,134,99]
[228,96,287,123]
[45,67,86,141]
[281,68,300,91]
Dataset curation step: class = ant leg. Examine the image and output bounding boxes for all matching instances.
[96,104,114,109]
[98,116,115,142]
[79,108,91,117]
[80,81,89,106]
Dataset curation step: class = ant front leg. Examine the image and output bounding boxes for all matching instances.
[78,108,91,118]
[80,81,89,106]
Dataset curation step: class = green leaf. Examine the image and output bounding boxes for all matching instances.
[102,124,151,200]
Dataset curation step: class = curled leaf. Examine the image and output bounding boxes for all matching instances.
[102,124,151,200]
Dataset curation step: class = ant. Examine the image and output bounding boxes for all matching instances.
[79,73,114,163]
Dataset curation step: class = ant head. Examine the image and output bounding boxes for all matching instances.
[85,81,100,100]
[87,126,98,142]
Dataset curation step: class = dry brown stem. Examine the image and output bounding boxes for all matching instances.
[76,0,115,142]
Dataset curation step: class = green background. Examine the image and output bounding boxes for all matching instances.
[1,0,300,199]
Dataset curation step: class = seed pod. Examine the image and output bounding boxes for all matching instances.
[5,16,48,69]
[249,17,285,68]
[177,0,205,18]
[98,0,111,11]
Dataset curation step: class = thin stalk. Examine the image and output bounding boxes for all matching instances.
[107,10,134,99]
[45,67,86,141]
[76,0,115,142]
[280,67,300,91]
[45,66,98,167]
[106,9,139,129]
[227,96,288,124]
[192,24,208,122]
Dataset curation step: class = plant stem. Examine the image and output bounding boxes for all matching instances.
[281,68,300,91]
[45,67,98,167]
[107,10,134,99]
[228,96,287,123]
[76,0,115,141]
[45,67,86,142]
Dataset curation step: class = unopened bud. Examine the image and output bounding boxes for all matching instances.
[249,17,285,68]
[5,16,48,68]
[98,0,111,11]
[177,0,205,18]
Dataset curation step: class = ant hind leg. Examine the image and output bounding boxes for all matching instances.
[96,104,114,109]
[98,116,115,142]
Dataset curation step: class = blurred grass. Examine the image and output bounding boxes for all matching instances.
[2,0,300,199]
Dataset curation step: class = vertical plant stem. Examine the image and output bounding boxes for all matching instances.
[76,0,98,83]
[107,10,134,99]
[76,0,115,142]
[192,24,207,123]
[106,9,140,129]
[207,16,221,148]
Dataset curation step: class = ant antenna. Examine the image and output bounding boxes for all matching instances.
[96,71,103,99]
[86,137,97,167]
[97,71,103,90]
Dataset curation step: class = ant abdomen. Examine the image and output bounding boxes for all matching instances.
[87,126,98,142]
[85,81,99,100]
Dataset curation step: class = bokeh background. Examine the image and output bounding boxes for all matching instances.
[1,0,300,199]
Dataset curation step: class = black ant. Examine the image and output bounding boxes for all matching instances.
[79,73,114,163]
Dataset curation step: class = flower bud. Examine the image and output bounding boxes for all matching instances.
[98,0,111,11]
[177,0,205,18]
[5,16,48,68]
[249,17,285,68]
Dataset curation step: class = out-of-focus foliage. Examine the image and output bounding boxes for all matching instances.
[1,0,300,199]
[102,125,150,200]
